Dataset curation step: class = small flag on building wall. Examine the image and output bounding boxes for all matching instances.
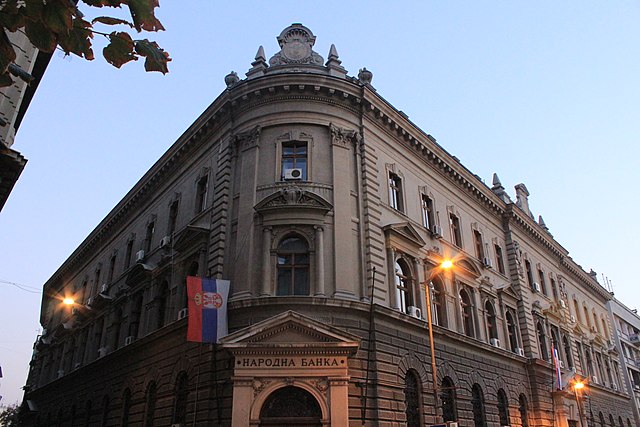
[186,276,230,343]
[552,344,562,390]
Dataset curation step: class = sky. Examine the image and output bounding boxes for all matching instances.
[1,1,639,406]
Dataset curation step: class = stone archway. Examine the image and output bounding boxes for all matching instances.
[259,386,322,426]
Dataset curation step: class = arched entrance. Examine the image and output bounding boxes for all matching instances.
[259,386,322,426]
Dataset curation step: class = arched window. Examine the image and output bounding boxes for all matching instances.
[188,261,199,276]
[144,381,157,427]
[485,300,498,340]
[121,388,131,427]
[506,311,518,352]
[593,311,601,334]
[172,371,189,425]
[101,395,110,427]
[518,394,529,427]
[84,400,92,427]
[584,306,591,329]
[277,235,310,296]
[497,389,510,426]
[471,384,487,427]
[441,376,457,422]
[609,414,616,427]
[601,316,609,340]
[260,386,322,426]
[395,259,413,313]
[128,293,143,339]
[460,289,474,337]
[404,370,422,427]
[573,299,581,323]
[157,280,170,329]
[599,412,606,427]
[536,321,548,360]
[618,416,624,427]
[562,336,573,369]
[431,277,447,327]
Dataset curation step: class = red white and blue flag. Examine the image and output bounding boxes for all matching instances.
[186,276,230,343]
[552,344,562,390]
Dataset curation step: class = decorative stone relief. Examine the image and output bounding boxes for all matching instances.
[512,240,524,279]
[330,123,357,149]
[312,378,329,393]
[252,378,270,396]
[269,24,324,66]
[234,126,261,152]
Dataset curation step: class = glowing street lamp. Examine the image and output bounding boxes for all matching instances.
[63,297,75,306]
[423,258,455,421]
[573,379,586,427]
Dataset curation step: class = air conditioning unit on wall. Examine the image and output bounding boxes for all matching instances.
[177,308,188,320]
[532,282,541,293]
[135,250,145,262]
[516,347,525,357]
[490,338,500,348]
[483,257,493,268]
[432,224,443,238]
[283,168,303,180]
[408,306,422,319]
[160,235,171,248]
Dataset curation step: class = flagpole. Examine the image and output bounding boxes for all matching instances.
[192,342,203,427]
[361,267,376,426]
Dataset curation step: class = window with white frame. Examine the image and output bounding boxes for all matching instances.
[388,172,404,212]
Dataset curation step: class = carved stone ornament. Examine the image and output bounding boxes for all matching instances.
[252,378,270,396]
[269,24,324,66]
[233,126,261,151]
[313,378,329,393]
[330,124,357,149]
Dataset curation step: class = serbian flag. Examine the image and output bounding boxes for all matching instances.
[186,276,230,343]
[552,344,562,390]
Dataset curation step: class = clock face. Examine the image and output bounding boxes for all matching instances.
[283,40,310,61]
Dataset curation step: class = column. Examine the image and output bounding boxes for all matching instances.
[386,247,397,309]
[315,226,325,296]
[328,376,350,426]
[261,227,272,296]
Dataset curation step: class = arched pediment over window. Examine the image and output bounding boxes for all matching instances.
[255,185,333,224]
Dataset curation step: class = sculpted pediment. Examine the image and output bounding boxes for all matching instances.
[383,222,426,249]
[497,284,520,301]
[254,185,333,215]
[220,311,360,355]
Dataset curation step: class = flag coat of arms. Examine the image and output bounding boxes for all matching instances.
[186,276,230,343]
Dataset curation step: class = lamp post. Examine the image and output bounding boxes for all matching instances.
[573,379,586,427]
[423,259,453,422]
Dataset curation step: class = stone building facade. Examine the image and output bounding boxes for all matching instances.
[23,24,635,426]
[608,298,640,426]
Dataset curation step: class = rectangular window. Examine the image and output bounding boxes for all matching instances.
[144,221,155,253]
[124,240,134,269]
[421,194,434,230]
[195,175,208,213]
[495,245,505,274]
[525,260,534,289]
[449,213,462,247]
[473,230,484,260]
[281,141,308,180]
[538,269,547,295]
[108,254,117,283]
[388,172,404,212]
[168,200,179,235]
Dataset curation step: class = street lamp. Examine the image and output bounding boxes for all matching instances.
[573,379,586,427]
[423,259,454,421]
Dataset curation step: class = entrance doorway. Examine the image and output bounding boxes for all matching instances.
[259,386,322,426]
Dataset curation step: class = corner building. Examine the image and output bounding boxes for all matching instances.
[24,24,635,426]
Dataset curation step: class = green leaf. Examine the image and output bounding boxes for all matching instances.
[24,19,58,53]
[103,31,136,68]
[57,17,94,60]
[42,0,74,36]
[0,71,14,88]
[81,0,126,7]
[0,29,17,75]
[0,0,26,32]
[91,16,134,28]
[22,0,45,21]
[127,0,164,32]
[134,38,170,74]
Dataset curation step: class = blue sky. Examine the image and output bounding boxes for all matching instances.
[1,1,639,406]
